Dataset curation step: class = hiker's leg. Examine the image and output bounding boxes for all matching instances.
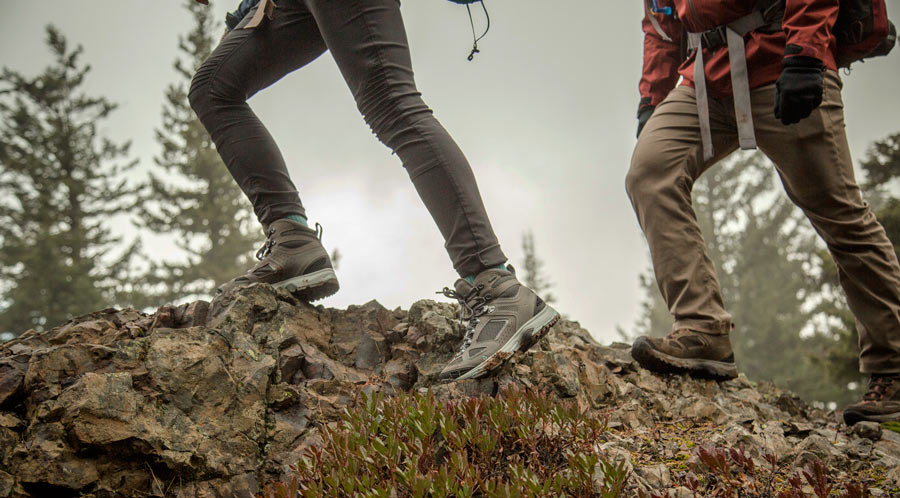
[303,0,506,277]
[755,71,900,374]
[189,2,327,227]
[625,85,739,334]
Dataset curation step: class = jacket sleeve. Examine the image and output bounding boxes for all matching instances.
[639,1,683,111]
[781,0,839,61]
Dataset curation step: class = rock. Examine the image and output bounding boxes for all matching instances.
[0,355,27,407]
[0,471,14,498]
[593,444,634,493]
[636,463,671,489]
[852,421,883,441]
[885,465,900,486]
[0,283,890,496]
[791,434,847,468]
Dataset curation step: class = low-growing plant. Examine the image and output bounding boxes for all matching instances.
[260,389,879,498]
[883,421,900,434]
[259,386,616,498]
[680,443,871,498]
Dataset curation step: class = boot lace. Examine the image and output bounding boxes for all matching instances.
[438,285,493,357]
[863,375,898,402]
[255,227,277,260]
[255,222,323,260]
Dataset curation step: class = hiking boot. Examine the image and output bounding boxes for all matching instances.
[216,219,339,301]
[631,328,738,380]
[438,266,560,381]
[843,374,900,425]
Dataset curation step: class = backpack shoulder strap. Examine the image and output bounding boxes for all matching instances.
[645,0,674,42]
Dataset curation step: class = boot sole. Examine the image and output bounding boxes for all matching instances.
[455,305,561,381]
[274,269,340,302]
[843,409,900,426]
[631,336,738,381]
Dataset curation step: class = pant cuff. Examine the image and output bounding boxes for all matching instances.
[672,318,733,335]
[859,356,900,375]
[454,243,508,278]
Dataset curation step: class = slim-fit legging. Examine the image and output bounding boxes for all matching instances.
[188,0,507,277]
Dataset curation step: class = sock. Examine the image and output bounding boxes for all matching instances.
[285,214,308,226]
[464,263,508,284]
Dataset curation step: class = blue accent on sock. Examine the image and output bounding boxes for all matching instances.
[285,214,308,226]
[464,263,508,284]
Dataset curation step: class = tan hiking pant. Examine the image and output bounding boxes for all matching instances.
[626,71,900,374]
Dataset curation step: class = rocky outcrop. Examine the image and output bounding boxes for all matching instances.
[0,284,898,497]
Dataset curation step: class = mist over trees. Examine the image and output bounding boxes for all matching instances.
[136,1,260,306]
[521,230,556,305]
[0,2,261,335]
[0,26,143,334]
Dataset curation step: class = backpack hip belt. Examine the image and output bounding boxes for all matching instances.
[688,4,783,161]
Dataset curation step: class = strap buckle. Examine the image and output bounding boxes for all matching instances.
[700,26,727,50]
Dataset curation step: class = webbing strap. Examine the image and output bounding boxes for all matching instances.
[244,0,275,29]
[689,33,715,162]
[729,10,766,36]
[688,10,767,161]
[646,0,673,42]
[726,27,757,150]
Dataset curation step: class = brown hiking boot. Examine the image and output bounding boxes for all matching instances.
[216,219,339,301]
[631,328,738,380]
[438,266,560,381]
[843,374,900,425]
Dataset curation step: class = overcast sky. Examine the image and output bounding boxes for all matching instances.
[2,0,899,342]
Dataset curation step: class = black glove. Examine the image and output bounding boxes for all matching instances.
[637,106,655,138]
[774,56,824,125]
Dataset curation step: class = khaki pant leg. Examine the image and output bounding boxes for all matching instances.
[753,71,900,374]
[626,85,740,335]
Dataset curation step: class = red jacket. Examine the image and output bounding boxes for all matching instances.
[639,0,839,110]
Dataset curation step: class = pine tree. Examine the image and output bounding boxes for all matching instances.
[521,230,556,304]
[139,1,260,304]
[0,26,141,334]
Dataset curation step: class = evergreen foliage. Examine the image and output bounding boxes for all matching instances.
[0,26,141,335]
[138,1,260,304]
[521,230,556,304]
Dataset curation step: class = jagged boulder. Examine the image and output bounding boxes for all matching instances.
[0,284,898,497]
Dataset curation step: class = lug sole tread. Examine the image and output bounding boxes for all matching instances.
[631,337,738,381]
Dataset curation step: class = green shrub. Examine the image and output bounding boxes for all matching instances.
[260,387,879,498]
[259,387,624,498]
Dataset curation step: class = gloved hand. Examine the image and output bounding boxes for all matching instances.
[637,106,655,138]
[774,56,824,125]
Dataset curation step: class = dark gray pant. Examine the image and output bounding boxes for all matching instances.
[189,0,507,277]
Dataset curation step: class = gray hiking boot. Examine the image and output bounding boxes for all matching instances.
[216,219,339,301]
[438,266,560,381]
[631,328,738,381]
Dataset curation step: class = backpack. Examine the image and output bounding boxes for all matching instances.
[646,0,896,68]
[834,0,897,67]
